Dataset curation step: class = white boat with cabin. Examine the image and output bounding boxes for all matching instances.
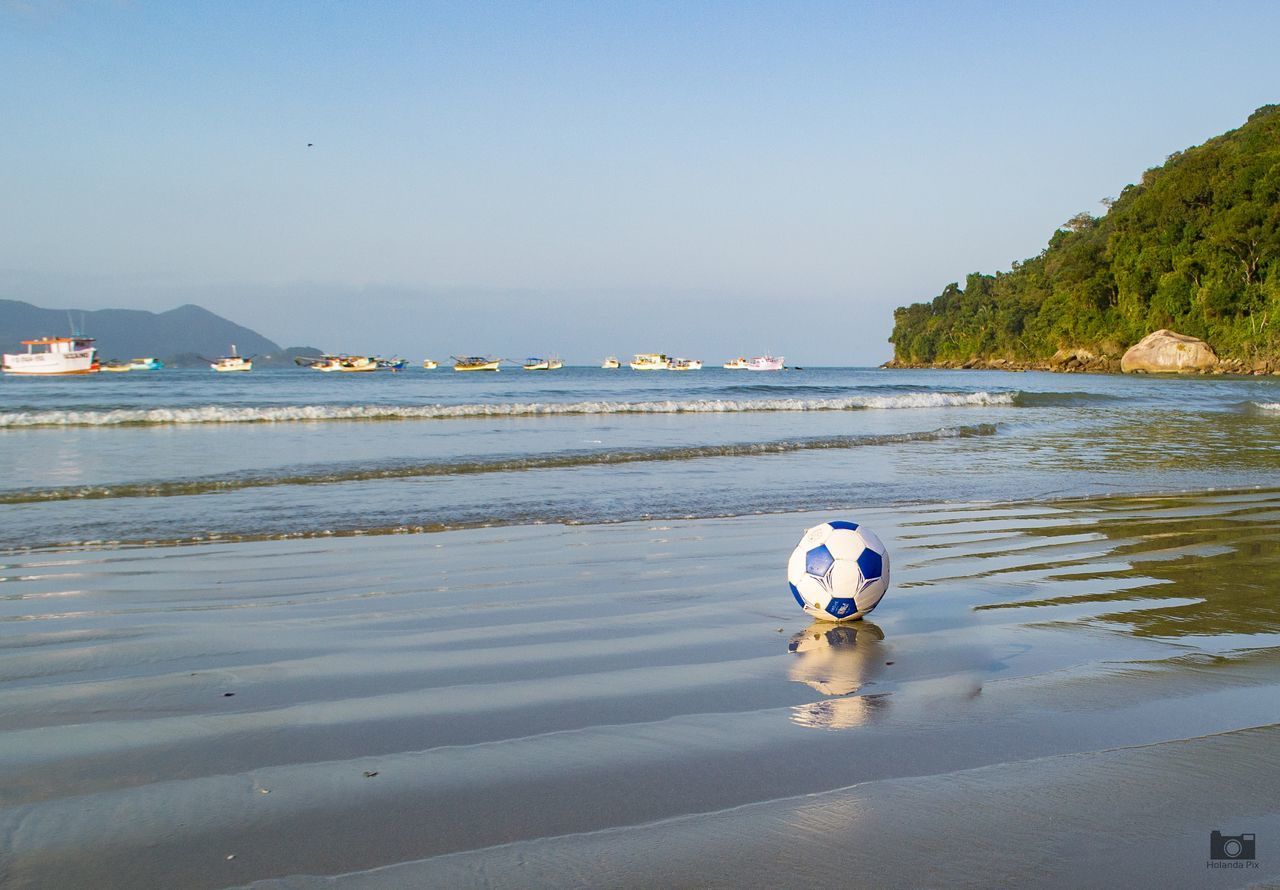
[2,336,99,375]
[211,345,253,372]
[746,355,784,371]
[630,353,670,370]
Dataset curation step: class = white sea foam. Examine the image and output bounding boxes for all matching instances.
[0,392,1016,427]
[1254,402,1280,412]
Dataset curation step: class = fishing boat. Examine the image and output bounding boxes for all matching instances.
[453,356,501,372]
[2,336,99,375]
[667,357,703,371]
[129,357,164,370]
[210,345,253,372]
[335,355,377,372]
[601,356,620,369]
[523,356,563,371]
[630,353,670,370]
[102,360,132,373]
[422,359,439,369]
[310,354,377,372]
[746,355,785,371]
[375,357,408,371]
[723,357,749,369]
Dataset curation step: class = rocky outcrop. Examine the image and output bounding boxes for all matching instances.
[1046,347,1119,373]
[879,333,1280,376]
[1212,356,1280,375]
[1120,330,1218,373]
[882,339,1280,376]
[881,349,1120,374]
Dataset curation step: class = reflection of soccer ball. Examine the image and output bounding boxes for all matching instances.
[787,623,886,695]
[786,520,890,621]
[787,622,889,728]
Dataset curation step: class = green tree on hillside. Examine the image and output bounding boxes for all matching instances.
[890,105,1280,363]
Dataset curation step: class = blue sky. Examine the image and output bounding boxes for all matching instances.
[3,1,1279,363]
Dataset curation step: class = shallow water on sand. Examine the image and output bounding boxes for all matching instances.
[2,488,1279,888]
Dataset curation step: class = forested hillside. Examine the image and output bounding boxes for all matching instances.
[890,105,1280,366]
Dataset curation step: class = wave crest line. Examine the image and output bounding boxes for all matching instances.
[0,424,998,504]
[0,392,1016,428]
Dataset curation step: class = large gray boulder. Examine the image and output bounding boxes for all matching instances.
[1120,329,1218,373]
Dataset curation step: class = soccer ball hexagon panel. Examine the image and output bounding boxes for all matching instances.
[786,521,890,621]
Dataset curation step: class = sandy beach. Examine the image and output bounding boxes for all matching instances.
[3,488,1278,888]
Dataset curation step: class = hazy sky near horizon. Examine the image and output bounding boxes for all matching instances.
[4,1,1280,363]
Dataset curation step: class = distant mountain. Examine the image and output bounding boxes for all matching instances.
[0,300,305,366]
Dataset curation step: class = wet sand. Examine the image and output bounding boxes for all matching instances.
[3,490,1280,888]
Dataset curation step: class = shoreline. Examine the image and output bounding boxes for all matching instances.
[885,356,1280,376]
[883,355,1280,375]
[7,480,1280,557]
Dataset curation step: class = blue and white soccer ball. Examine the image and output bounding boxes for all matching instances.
[787,520,890,621]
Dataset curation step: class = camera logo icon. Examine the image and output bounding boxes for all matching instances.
[1210,830,1256,861]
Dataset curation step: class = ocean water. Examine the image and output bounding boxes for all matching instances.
[1,364,1278,551]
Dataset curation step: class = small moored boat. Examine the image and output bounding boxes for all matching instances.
[723,357,749,370]
[210,345,253,372]
[453,356,501,372]
[331,355,377,372]
[601,356,620,369]
[746,355,784,371]
[129,357,164,370]
[667,357,702,371]
[306,355,377,372]
[523,356,563,371]
[630,353,670,370]
[422,359,439,369]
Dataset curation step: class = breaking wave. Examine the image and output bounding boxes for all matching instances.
[1253,402,1280,412]
[0,392,1016,427]
[0,424,997,504]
